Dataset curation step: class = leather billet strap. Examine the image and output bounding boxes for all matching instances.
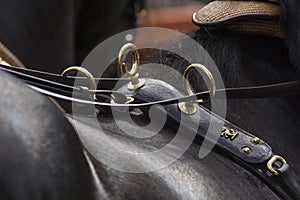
[193,0,284,38]
[117,78,272,164]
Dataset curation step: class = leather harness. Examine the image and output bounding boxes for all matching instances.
[0,54,300,199]
[0,0,300,199]
[1,59,300,199]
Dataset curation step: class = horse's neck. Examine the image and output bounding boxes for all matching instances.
[213,33,300,128]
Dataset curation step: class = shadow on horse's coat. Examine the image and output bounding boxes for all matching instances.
[1,0,300,199]
[0,0,136,73]
[0,70,100,199]
[66,113,279,200]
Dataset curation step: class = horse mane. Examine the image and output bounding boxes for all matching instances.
[157,29,294,89]
[280,0,300,73]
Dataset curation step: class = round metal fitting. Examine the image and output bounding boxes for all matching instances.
[178,63,216,115]
[251,137,261,145]
[267,155,287,176]
[241,147,252,155]
[118,43,144,90]
[61,66,97,100]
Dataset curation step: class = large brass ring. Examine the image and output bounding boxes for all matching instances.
[118,43,140,77]
[267,155,287,176]
[178,64,216,115]
[61,66,97,100]
[183,63,216,104]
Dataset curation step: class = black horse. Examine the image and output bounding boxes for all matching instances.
[1,0,300,200]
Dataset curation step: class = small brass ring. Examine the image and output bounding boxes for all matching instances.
[267,155,287,176]
[118,43,140,77]
[183,63,216,104]
[61,66,97,99]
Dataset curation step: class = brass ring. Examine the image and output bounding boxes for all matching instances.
[61,66,97,100]
[267,155,287,176]
[118,43,140,77]
[183,63,216,104]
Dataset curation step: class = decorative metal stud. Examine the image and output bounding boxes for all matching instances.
[242,147,252,155]
[251,137,261,145]
[221,127,239,141]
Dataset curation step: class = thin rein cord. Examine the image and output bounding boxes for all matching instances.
[0,41,66,113]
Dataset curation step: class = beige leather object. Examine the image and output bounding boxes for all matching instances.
[192,0,284,38]
[0,42,24,67]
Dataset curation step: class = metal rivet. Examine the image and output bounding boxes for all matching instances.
[242,147,252,155]
[251,137,261,145]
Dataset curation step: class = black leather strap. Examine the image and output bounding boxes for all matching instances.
[0,64,129,90]
[117,78,273,163]
[115,78,300,200]
[278,164,300,199]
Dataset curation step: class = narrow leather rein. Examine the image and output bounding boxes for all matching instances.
[1,64,300,111]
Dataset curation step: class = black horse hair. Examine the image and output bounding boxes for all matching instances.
[280,0,300,72]
[155,0,300,90]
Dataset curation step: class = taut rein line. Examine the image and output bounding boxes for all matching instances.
[0,62,299,109]
[1,42,300,200]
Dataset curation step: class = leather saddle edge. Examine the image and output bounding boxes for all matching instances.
[192,1,280,26]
